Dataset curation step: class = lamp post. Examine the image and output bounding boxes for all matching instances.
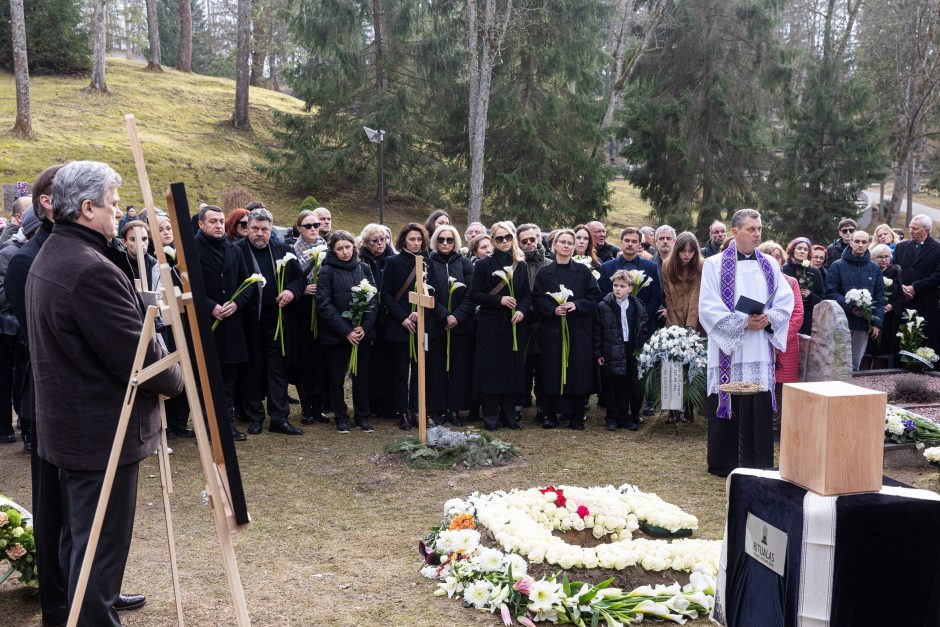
[363,126,385,225]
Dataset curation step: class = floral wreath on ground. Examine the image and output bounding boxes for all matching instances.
[0,495,37,588]
[419,485,720,625]
[884,405,940,446]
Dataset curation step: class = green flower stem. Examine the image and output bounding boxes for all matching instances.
[409,303,417,362]
[560,316,569,394]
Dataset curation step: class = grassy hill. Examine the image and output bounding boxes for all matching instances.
[0,58,651,232]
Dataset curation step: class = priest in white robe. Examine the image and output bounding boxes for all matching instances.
[698,209,794,476]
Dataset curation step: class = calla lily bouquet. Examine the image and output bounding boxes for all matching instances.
[627,269,652,297]
[493,266,519,351]
[163,245,176,263]
[304,244,329,337]
[446,276,466,371]
[211,273,266,331]
[572,255,600,280]
[548,285,574,393]
[273,252,297,355]
[897,309,937,371]
[343,278,378,375]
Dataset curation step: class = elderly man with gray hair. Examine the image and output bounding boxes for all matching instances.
[26,160,183,625]
[651,224,676,269]
[893,214,940,351]
[0,196,30,246]
[235,207,308,436]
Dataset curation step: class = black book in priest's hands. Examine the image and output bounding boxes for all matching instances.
[734,294,768,315]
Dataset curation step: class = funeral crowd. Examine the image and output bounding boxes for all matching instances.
[0,160,939,623]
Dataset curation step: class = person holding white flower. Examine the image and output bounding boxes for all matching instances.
[382,223,439,430]
[698,209,794,477]
[236,208,307,435]
[593,270,649,430]
[468,221,531,431]
[315,231,378,433]
[825,229,884,371]
[289,210,330,426]
[781,237,825,336]
[867,243,903,366]
[359,223,397,421]
[195,204,253,441]
[427,224,476,425]
[533,229,600,430]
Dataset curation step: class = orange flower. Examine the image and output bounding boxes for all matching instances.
[448,513,476,531]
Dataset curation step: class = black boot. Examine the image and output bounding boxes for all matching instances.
[482,415,499,432]
[568,414,585,431]
[542,413,559,429]
[449,410,464,427]
[397,413,412,431]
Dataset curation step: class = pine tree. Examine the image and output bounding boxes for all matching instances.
[0,0,90,74]
[762,0,887,242]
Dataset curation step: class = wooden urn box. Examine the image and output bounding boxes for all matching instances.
[779,381,887,495]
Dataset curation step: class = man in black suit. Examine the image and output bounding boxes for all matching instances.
[893,214,940,351]
[194,204,253,441]
[236,208,306,435]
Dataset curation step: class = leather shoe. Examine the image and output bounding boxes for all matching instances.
[114,593,147,611]
[247,423,263,435]
[0,434,17,444]
[269,421,303,435]
[231,428,247,441]
[287,394,300,405]
[175,427,196,438]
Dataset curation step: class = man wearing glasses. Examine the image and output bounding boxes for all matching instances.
[825,218,857,268]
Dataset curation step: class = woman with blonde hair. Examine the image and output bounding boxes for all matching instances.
[468,221,531,431]
[872,223,899,253]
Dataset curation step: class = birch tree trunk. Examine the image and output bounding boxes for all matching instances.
[178,0,193,72]
[232,0,252,129]
[89,0,108,92]
[10,0,31,137]
[467,0,512,225]
[145,0,162,70]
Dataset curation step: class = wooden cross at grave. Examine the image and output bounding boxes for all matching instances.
[408,254,435,444]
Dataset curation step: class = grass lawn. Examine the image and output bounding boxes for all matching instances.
[607,179,654,229]
[2,397,936,625]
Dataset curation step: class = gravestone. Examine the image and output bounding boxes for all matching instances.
[802,300,852,382]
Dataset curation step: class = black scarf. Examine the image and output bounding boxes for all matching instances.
[324,250,361,271]
[524,245,545,265]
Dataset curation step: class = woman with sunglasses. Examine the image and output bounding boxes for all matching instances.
[381,223,441,430]
[289,209,329,426]
[224,208,249,242]
[533,229,600,430]
[427,224,476,426]
[468,221,532,431]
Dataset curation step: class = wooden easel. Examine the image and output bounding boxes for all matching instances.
[408,255,435,444]
[66,116,250,626]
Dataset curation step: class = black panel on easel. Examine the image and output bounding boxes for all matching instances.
[168,183,250,525]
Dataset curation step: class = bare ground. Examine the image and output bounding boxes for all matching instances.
[1,400,937,626]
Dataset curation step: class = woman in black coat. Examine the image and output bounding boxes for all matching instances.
[316,231,378,433]
[427,224,476,425]
[533,229,600,430]
[867,243,904,365]
[782,238,825,335]
[381,223,440,430]
[468,221,532,431]
[359,224,397,420]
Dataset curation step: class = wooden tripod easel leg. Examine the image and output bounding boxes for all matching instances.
[158,401,185,625]
[66,307,159,627]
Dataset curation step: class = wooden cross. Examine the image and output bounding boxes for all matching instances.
[408,254,435,444]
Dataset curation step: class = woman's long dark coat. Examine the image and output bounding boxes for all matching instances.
[468,254,532,396]
[781,261,825,336]
[532,261,600,396]
[427,251,476,411]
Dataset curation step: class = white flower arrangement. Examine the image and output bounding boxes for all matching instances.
[422,486,718,625]
[924,447,940,464]
[637,326,708,382]
[845,288,874,321]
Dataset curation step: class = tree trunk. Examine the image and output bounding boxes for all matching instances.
[206,0,213,50]
[371,0,385,92]
[145,0,162,70]
[123,0,133,58]
[250,5,266,86]
[178,0,192,72]
[232,0,251,129]
[467,0,513,225]
[270,54,280,91]
[89,0,108,92]
[9,0,31,137]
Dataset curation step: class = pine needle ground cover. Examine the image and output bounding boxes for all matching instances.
[2,402,937,625]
